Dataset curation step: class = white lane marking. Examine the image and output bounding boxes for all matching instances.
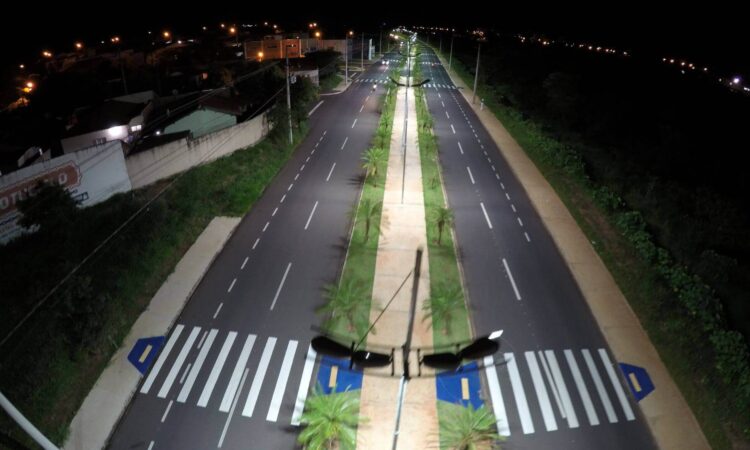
[491,165,496,171]
[300,164,305,171]
[517,217,524,227]
[161,400,174,423]
[197,332,237,407]
[500,182,505,190]
[341,137,349,150]
[511,204,516,213]
[466,166,475,185]
[565,349,600,426]
[495,173,500,180]
[270,263,292,310]
[582,349,618,423]
[441,100,445,107]
[220,334,257,412]
[307,100,324,116]
[457,142,464,154]
[483,150,488,156]
[241,256,249,269]
[481,144,485,149]
[272,207,278,217]
[179,363,192,384]
[538,350,566,420]
[545,350,579,428]
[267,340,299,421]
[294,173,299,181]
[263,222,270,232]
[599,349,635,421]
[148,441,154,450]
[438,92,441,98]
[314,143,319,149]
[524,232,531,242]
[311,148,316,155]
[360,104,364,113]
[502,258,522,301]
[351,118,358,128]
[218,368,248,448]
[480,202,493,229]
[446,111,450,119]
[252,238,260,250]
[178,329,218,403]
[305,156,310,163]
[141,324,184,394]
[197,330,208,350]
[483,356,511,436]
[213,303,223,319]
[305,201,319,230]
[281,194,287,203]
[506,193,511,200]
[326,163,336,182]
[158,326,201,398]
[525,351,558,431]
[505,353,534,434]
[323,130,327,136]
[319,136,324,142]
[228,278,237,293]
[487,157,492,163]
[450,124,456,134]
[242,337,277,417]
[287,183,294,192]
[292,345,317,425]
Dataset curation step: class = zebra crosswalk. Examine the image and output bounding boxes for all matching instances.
[424,83,458,89]
[352,78,458,90]
[139,325,317,426]
[482,348,637,437]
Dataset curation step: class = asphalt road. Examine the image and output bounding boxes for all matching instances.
[107,55,397,450]
[418,46,658,449]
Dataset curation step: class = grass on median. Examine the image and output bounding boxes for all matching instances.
[0,123,309,446]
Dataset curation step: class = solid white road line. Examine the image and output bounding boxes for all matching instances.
[158,326,201,398]
[213,303,223,319]
[307,100,324,117]
[267,340,299,421]
[291,345,317,426]
[525,351,558,431]
[220,334,257,412]
[582,349,617,423]
[161,400,173,423]
[502,258,522,300]
[305,201,319,230]
[480,202,493,229]
[505,353,535,434]
[457,141,464,154]
[141,324,184,394]
[599,349,635,421]
[270,263,292,310]
[483,356,511,436]
[242,337,277,417]
[218,368,248,448]
[326,163,336,182]
[545,350,579,428]
[341,137,348,150]
[466,166,475,185]
[451,124,456,134]
[252,238,260,250]
[241,256,249,269]
[177,329,218,403]
[565,349,600,426]
[351,118,358,128]
[197,332,237,407]
[179,363,192,385]
[228,278,236,293]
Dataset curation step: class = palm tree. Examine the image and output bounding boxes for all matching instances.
[298,386,362,450]
[422,283,463,335]
[356,198,382,243]
[432,206,454,245]
[439,403,502,450]
[317,279,369,333]
[362,147,386,185]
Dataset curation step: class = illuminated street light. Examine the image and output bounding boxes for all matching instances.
[19,64,25,69]
[229,27,236,34]
[315,31,321,38]
[163,30,171,39]
[75,42,83,50]
[732,76,741,85]
[111,36,121,44]
[42,51,52,58]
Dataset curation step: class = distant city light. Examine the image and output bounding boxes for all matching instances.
[732,77,741,85]
[75,42,83,50]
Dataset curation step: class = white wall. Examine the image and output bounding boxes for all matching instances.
[127,113,268,189]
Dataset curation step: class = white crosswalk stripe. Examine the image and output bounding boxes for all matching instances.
[266,340,298,422]
[525,351,558,431]
[197,331,237,407]
[177,329,218,403]
[241,337,277,417]
[565,349,600,426]
[219,334,257,412]
[158,326,201,398]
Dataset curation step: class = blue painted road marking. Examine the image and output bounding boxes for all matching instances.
[436,362,483,409]
[619,363,655,402]
[316,356,363,394]
[128,336,165,375]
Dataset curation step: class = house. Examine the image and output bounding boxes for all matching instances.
[159,94,246,139]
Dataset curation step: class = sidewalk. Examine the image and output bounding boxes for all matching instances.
[435,51,710,449]
[356,84,439,449]
[64,217,241,450]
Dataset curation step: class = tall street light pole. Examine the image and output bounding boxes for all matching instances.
[361,34,365,70]
[472,41,481,104]
[448,34,454,72]
[1,391,58,450]
[285,42,293,145]
[345,31,351,88]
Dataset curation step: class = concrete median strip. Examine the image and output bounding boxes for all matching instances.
[64,216,241,450]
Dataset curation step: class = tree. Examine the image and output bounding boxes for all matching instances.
[298,386,362,450]
[440,403,502,450]
[361,147,386,185]
[317,279,369,334]
[422,283,463,335]
[56,275,109,357]
[353,198,382,243]
[432,206,454,245]
[17,181,79,235]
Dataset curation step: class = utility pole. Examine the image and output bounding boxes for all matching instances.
[439,35,442,54]
[448,34,454,72]
[345,33,349,87]
[1,391,59,450]
[285,43,293,145]
[379,29,383,57]
[361,34,364,70]
[472,41,481,104]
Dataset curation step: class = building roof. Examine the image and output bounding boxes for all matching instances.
[200,95,247,116]
[65,100,146,137]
